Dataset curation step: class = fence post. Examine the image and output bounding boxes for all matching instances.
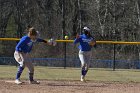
[62,0,66,69]
[64,42,67,69]
[113,44,116,71]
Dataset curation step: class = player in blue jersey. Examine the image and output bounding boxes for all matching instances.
[74,27,96,82]
[14,27,56,84]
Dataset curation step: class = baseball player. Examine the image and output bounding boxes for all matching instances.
[14,27,55,84]
[74,27,96,82]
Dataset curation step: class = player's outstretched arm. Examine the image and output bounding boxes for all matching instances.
[47,38,57,46]
[36,38,47,43]
[74,34,80,44]
[36,38,57,46]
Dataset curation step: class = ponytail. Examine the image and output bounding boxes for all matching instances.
[28,27,37,36]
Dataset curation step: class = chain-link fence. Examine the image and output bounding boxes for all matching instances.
[0,41,140,70]
[0,57,140,69]
[0,41,140,69]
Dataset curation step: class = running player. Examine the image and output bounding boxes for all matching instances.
[74,27,96,82]
[14,27,54,84]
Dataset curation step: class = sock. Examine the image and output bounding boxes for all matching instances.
[81,67,86,76]
[29,73,34,81]
[16,66,24,80]
[84,70,88,76]
[81,67,89,76]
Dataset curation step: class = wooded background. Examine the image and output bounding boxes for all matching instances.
[0,0,140,68]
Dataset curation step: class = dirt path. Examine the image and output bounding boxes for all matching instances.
[0,80,140,93]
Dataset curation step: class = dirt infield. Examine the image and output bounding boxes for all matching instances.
[0,80,140,93]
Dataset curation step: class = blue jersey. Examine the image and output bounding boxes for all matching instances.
[74,34,95,51]
[15,36,46,53]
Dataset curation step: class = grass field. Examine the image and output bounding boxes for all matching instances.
[0,65,140,83]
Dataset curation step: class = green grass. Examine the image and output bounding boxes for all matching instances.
[0,65,140,83]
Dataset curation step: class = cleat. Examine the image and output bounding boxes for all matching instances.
[81,76,86,82]
[15,79,22,85]
[29,80,40,84]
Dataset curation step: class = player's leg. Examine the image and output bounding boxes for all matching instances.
[84,51,92,76]
[26,62,40,84]
[79,50,86,82]
[14,51,25,84]
[26,62,34,81]
[25,54,39,84]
